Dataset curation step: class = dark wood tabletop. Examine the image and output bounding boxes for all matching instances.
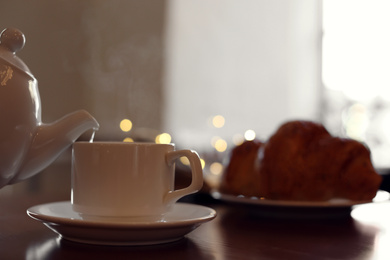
[1,162,390,260]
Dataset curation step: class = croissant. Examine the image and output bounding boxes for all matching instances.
[221,120,382,201]
[219,140,264,197]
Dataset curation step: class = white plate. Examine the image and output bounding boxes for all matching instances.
[211,190,390,207]
[211,190,390,219]
[27,201,216,246]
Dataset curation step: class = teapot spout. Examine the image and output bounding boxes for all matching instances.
[10,110,99,184]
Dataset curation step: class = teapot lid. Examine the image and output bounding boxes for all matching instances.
[0,28,32,76]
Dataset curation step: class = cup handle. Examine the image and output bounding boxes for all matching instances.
[164,149,203,204]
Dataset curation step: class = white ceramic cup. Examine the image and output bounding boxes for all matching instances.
[71,142,203,221]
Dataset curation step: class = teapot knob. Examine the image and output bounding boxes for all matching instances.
[0,28,25,53]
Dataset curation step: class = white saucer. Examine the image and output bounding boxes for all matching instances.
[27,201,216,246]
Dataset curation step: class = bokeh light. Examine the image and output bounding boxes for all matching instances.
[214,139,227,152]
[244,129,256,141]
[211,136,228,152]
[212,115,225,128]
[210,162,223,175]
[200,158,205,169]
[180,156,190,165]
[123,137,134,142]
[343,103,369,141]
[232,134,244,145]
[155,133,172,144]
[120,119,133,132]
[180,156,205,169]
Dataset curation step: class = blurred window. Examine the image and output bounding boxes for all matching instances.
[322,0,390,168]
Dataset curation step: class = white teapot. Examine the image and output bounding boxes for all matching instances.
[0,28,99,188]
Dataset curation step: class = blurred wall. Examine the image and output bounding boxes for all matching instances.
[0,1,166,140]
[165,0,323,151]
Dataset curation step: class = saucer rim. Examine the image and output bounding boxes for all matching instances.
[27,201,217,229]
[27,201,217,246]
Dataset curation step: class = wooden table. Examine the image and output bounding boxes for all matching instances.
[1,162,390,260]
